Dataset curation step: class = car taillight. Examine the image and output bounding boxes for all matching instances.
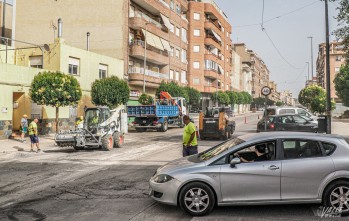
[269,123,275,129]
[132,121,137,124]
[153,121,159,125]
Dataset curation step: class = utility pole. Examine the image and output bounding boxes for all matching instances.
[1,0,6,40]
[306,62,310,83]
[307,36,314,79]
[325,0,332,134]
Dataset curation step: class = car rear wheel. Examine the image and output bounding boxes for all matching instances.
[323,180,349,216]
[179,182,215,216]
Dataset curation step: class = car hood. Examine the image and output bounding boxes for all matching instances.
[156,156,201,175]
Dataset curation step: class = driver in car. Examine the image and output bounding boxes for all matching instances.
[234,144,268,163]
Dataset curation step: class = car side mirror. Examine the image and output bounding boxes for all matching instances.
[230,157,241,168]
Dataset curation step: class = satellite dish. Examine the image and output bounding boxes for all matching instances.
[43,44,50,52]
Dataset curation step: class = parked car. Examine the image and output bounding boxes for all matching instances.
[257,114,318,132]
[264,106,316,120]
[149,132,349,216]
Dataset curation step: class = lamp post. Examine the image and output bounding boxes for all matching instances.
[306,62,310,83]
[307,36,314,79]
[143,22,150,94]
[325,0,331,134]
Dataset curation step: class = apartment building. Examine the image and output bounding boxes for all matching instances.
[234,43,270,98]
[14,0,189,97]
[268,81,280,102]
[316,41,345,101]
[187,0,232,108]
[128,0,189,95]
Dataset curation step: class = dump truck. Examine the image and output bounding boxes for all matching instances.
[128,92,187,132]
[55,107,125,151]
[199,107,235,140]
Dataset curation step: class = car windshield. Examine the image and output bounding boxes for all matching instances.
[199,138,245,161]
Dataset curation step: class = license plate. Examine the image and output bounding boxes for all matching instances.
[143,120,147,123]
[206,121,216,123]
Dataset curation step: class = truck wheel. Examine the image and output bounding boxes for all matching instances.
[160,121,168,132]
[223,130,229,140]
[101,134,113,151]
[136,128,147,132]
[113,132,124,148]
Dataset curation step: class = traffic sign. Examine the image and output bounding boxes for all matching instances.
[261,86,271,96]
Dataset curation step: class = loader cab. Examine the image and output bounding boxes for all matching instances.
[84,107,111,132]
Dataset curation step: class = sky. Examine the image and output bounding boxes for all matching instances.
[215,0,339,97]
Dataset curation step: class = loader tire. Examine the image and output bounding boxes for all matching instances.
[73,145,84,151]
[101,134,113,151]
[113,132,124,148]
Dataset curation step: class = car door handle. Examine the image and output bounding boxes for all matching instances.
[268,165,280,170]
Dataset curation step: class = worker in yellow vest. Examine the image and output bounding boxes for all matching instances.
[28,118,40,153]
[76,116,84,129]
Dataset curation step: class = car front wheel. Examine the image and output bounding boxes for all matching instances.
[179,182,215,216]
[323,180,349,216]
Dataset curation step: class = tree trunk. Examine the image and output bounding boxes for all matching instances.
[55,107,59,133]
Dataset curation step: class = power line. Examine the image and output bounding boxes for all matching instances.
[233,0,319,28]
[262,27,303,69]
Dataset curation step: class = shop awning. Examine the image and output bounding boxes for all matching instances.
[160,13,171,30]
[160,38,171,52]
[210,29,221,42]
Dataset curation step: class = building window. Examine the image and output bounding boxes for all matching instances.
[170,23,174,33]
[336,56,342,61]
[170,0,174,10]
[175,71,179,81]
[129,5,135,17]
[222,26,225,32]
[99,64,108,79]
[193,78,200,85]
[193,45,200,52]
[170,47,174,56]
[194,29,200,36]
[193,61,200,69]
[176,27,180,36]
[193,12,200,20]
[227,32,229,37]
[29,56,43,69]
[335,67,340,73]
[170,70,174,79]
[176,49,180,59]
[181,49,187,63]
[181,28,187,43]
[227,44,229,50]
[68,57,80,75]
[181,71,187,84]
[176,4,181,14]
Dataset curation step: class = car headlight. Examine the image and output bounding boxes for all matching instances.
[153,174,174,183]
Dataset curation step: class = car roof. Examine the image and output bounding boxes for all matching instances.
[267,114,300,117]
[238,132,344,143]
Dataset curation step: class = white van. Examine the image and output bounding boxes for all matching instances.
[264,106,317,120]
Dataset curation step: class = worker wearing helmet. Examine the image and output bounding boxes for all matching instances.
[76,116,84,129]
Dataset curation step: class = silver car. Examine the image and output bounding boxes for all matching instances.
[149,132,349,216]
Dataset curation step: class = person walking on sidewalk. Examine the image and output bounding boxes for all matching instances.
[20,114,28,143]
[28,118,40,153]
[182,115,198,157]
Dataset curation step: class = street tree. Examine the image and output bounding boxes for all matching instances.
[138,93,154,105]
[184,87,201,108]
[276,101,285,106]
[156,81,189,101]
[334,64,349,106]
[29,71,82,132]
[333,0,349,61]
[211,91,230,106]
[91,76,130,109]
[299,85,335,114]
[226,91,238,107]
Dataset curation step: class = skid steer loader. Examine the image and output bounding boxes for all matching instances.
[55,107,125,151]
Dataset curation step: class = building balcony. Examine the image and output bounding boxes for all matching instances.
[204,86,218,93]
[204,69,218,80]
[204,19,223,36]
[129,16,169,40]
[204,36,221,49]
[128,66,169,88]
[129,40,169,65]
[132,0,170,17]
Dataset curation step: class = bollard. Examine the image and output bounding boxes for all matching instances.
[244,116,247,124]
[258,115,260,119]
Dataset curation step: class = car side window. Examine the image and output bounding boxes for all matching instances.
[322,143,336,156]
[280,116,293,124]
[292,115,307,124]
[283,140,323,160]
[231,141,276,163]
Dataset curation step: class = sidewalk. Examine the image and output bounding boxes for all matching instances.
[0,136,56,154]
[332,119,349,138]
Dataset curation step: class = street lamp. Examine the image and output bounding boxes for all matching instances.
[306,62,310,82]
[307,36,314,79]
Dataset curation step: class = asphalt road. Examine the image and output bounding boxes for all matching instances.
[0,112,344,220]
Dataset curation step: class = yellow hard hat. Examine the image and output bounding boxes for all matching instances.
[23,114,28,118]
[80,116,84,120]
